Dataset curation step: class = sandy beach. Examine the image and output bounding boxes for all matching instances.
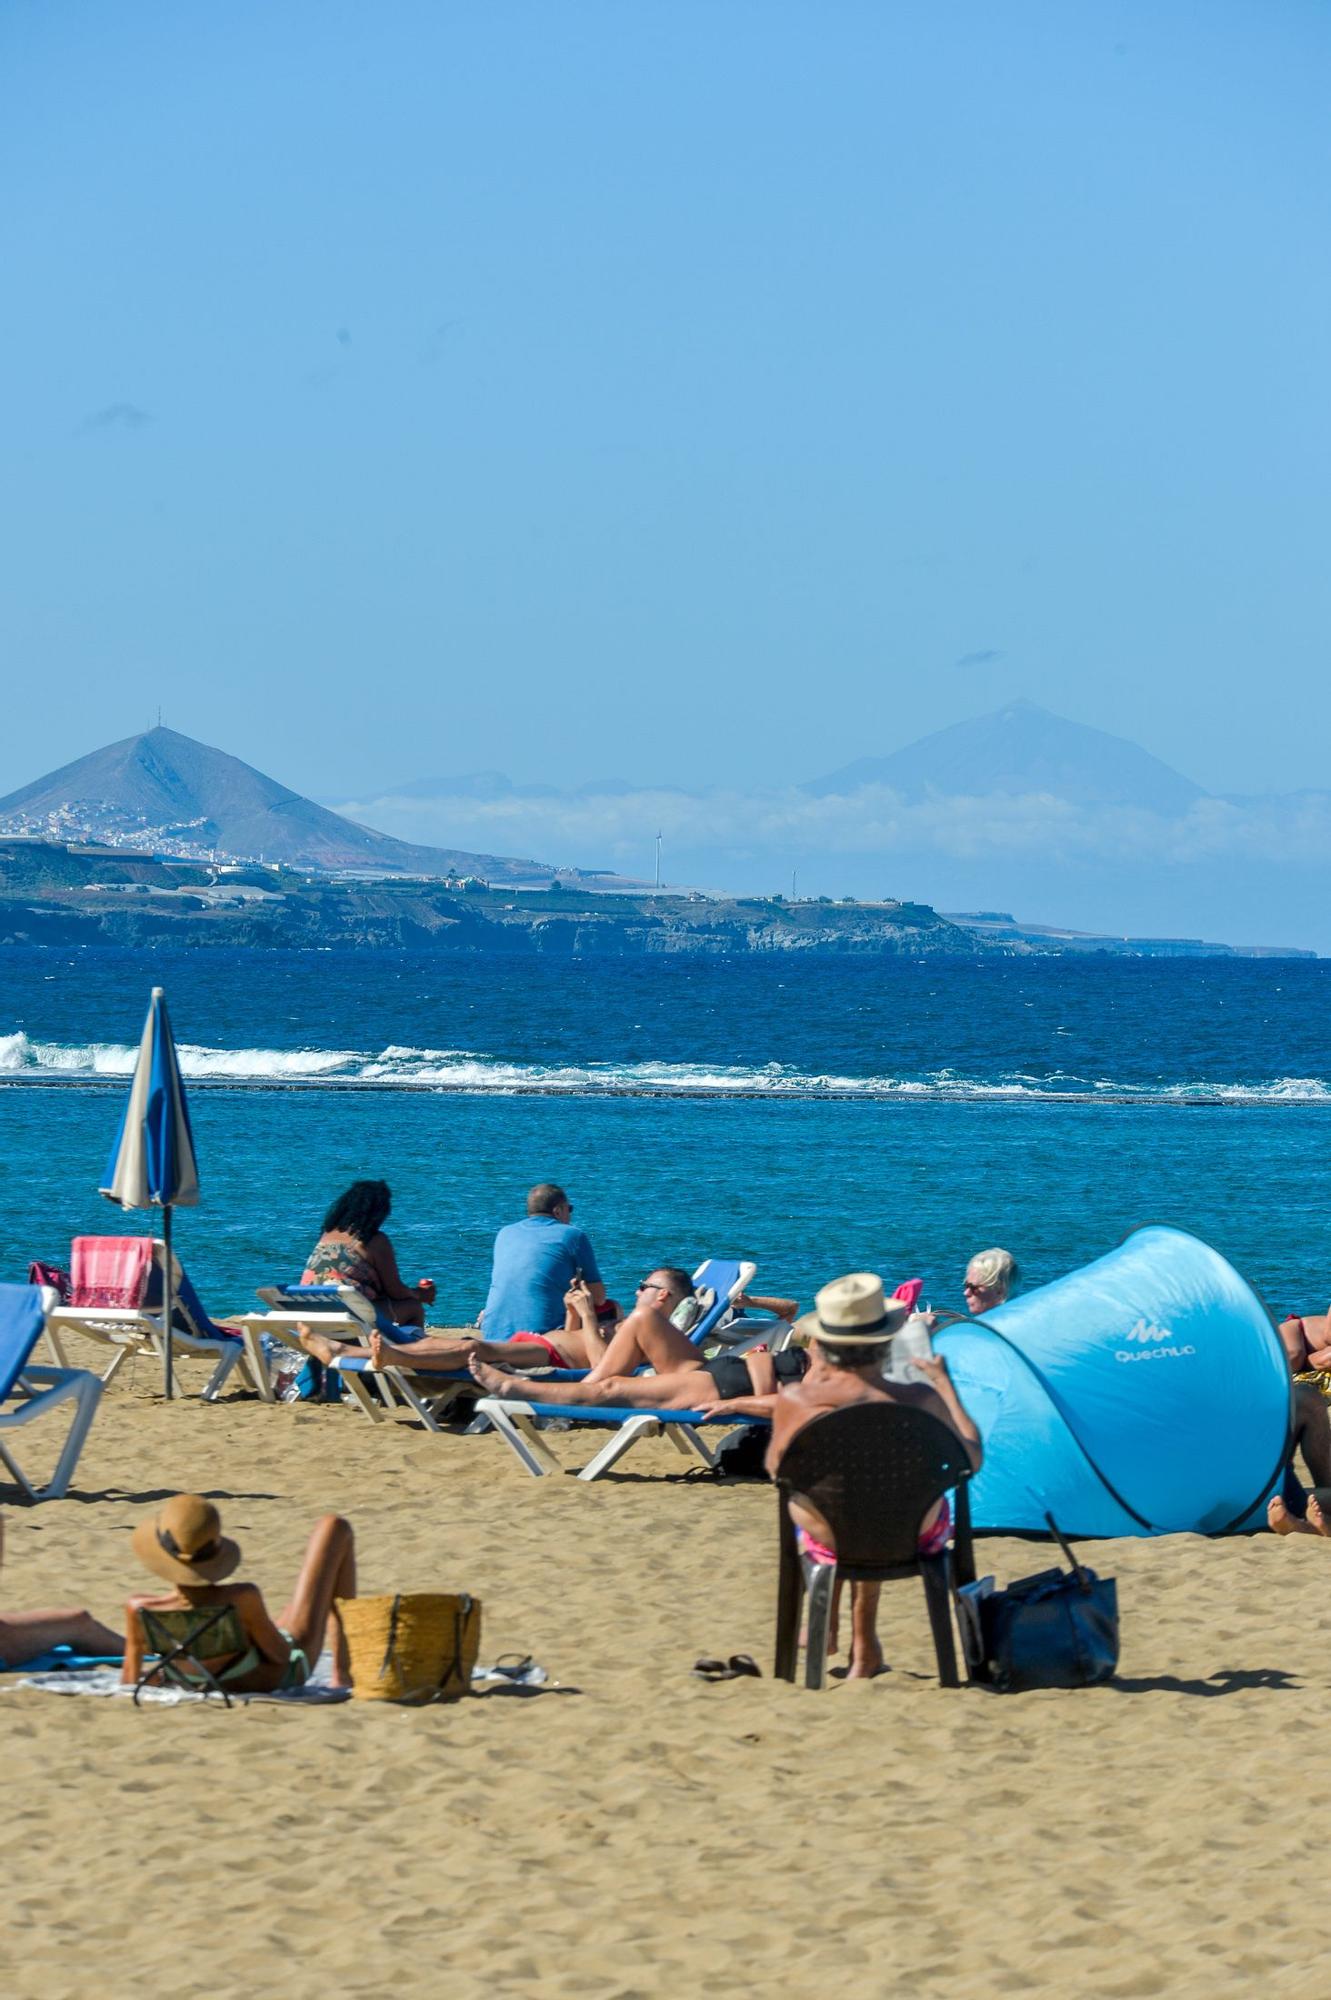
[4,1357,1329,2000]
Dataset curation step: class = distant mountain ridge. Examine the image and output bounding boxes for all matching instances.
[804,701,1207,814]
[371,703,1211,817]
[0,727,565,880]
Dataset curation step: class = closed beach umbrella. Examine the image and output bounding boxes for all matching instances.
[100,986,199,1399]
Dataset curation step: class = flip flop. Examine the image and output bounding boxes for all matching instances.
[691,1654,762,1682]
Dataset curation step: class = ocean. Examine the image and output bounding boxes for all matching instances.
[0,947,1326,1323]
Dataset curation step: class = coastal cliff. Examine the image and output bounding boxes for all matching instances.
[0,839,980,956]
[1,840,1311,958]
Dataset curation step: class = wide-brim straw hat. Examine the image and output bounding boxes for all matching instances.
[131,1494,241,1586]
[793,1272,910,1348]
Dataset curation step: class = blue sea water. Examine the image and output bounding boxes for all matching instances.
[0,948,1327,1322]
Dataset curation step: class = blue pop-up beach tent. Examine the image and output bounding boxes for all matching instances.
[933,1226,1292,1537]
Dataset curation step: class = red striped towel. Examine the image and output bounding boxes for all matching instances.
[70,1236,155,1310]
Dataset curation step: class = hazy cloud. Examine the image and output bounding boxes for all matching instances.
[77,402,152,435]
[954,648,1005,669]
[336,326,352,347]
[335,782,1331,874]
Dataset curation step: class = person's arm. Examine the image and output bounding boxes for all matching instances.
[912,1355,983,1471]
[573,1231,607,1308]
[736,1292,799,1322]
[234,1583,294,1668]
[564,1280,611,1365]
[763,1387,816,1477]
[368,1233,422,1307]
[708,1392,780,1420]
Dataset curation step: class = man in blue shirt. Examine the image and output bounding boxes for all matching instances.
[482,1183,605,1338]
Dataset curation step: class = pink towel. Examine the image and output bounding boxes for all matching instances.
[70,1236,155,1310]
[893,1279,925,1311]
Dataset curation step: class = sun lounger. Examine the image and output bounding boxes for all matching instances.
[232,1284,435,1416]
[41,1237,253,1401]
[240,1260,760,1432]
[0,1284,103,1502]
[473,1395,768,1480]
[445,1256,760,1437]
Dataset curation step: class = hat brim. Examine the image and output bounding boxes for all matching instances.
[131,1517,241,1586]
[793,1299,910,1347]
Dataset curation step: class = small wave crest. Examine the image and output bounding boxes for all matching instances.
[1,1030,1329,1102]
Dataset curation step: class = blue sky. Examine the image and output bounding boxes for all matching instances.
[2,2,1328,932]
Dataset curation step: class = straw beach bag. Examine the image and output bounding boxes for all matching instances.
[334,1592,481,1704]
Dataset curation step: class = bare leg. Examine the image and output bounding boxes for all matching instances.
[1293,1384,1331,1487]
[368,1329,478,1371]
[276,1516,357,1687]
[583,1304,708,1382]
[297,1328,366,1367]
[468,1356,720,1409]
[847,1582,884,1678]
[368,1330,602,1373]
[0,1608,125,1665]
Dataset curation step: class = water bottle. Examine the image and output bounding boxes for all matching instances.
[885,1311,934,1382]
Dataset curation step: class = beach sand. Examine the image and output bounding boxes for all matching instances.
[3,1358,1329,2000]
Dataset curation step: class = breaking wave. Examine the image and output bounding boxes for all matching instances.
[0,1031,1328,1103]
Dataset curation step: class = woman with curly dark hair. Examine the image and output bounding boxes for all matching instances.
[301,1179,435,1329]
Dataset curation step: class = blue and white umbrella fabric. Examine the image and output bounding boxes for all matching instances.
[100,987,199,1397]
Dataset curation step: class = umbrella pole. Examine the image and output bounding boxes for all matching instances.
[162,1204,175,1401]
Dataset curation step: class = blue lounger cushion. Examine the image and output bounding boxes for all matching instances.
[491,1402,765,1427]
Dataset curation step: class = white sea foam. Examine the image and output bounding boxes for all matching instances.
[1,1029,1329,1102]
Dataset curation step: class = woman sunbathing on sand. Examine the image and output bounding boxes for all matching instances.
[0,1511,123,1669]
[122,1495,356,1694]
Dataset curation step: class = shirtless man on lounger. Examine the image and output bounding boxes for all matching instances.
[469,1267,810,1408]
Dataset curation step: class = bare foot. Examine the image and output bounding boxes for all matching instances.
[297,1328,339,1367]
[468,1355,516,1396]
[846,1641,886,1680]
[1309,1497,1331,1538]
[368,1331,391,1369]
[1268,1495,1315,1536]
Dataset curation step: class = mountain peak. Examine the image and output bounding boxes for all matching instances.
[0,727,553,878]
[805,702,1206,814]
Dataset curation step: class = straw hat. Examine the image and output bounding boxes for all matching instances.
[131,1494,240,1586]
[793,1272,910,1348]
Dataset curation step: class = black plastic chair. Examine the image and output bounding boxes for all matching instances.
[773,1401,976,1688]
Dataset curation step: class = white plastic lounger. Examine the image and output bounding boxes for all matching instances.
[474,1396,765,1481]
[233,1285,445,1422]
[0,1285,103,1502]
[43,1239,254,1402]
